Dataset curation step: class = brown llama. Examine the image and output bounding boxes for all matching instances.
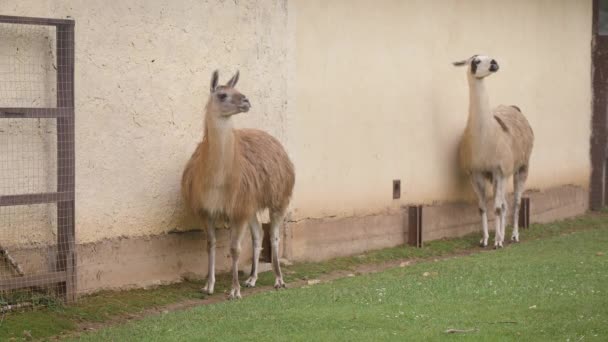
[181,70,295,299]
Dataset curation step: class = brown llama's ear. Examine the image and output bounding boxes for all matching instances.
[226,70,239,88]
[210,70,219,93]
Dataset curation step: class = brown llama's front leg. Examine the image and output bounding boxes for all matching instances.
[270,211,286,289]
[228,222,247,300]
[245,215,262,288]
[202,219,216,295]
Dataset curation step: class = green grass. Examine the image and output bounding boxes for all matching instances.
[0,281,206,340]
[73,225,608,341]
[0,212,608,341]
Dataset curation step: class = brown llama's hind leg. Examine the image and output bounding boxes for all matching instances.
[202,218,216,295]
[269,210,287,289]
[245,215,263,288]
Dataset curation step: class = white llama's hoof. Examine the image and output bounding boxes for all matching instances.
[494,241,504,249]
[228,288,242,300]
[479,239,488,248]
[511,235,519,243]
[244,276,257,288]
[274,278,286,289]
[202,281,215,295]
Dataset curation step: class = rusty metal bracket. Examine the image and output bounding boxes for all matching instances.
[518,197,530,229]
[408,205,423,248]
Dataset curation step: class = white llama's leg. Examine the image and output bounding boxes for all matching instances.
[492,172,506,249]
[228,222,247,300]
[500,193,508,246]
[511,167,528,242]
[245,215,263,288]
[270,210,286,289]
[471,173,489,247]
[202,218,216,295]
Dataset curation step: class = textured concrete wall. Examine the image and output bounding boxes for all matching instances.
[0,0,291,246]
[0,1,593,250]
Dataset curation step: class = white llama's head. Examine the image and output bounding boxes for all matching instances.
[453,55,499,79]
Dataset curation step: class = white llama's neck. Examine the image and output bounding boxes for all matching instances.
[466,73,492,137]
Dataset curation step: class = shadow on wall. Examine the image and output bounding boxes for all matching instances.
[169,204,201,233]
[452,132,477,203]
[427,76,477,205]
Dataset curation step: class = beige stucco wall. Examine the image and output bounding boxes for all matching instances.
[0,0,592,246]
[289,0,592,220]
[1,0,291,245]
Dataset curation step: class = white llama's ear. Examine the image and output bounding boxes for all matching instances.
[226,70,240,88]
[452,55,479,67]
[210,70,219,93]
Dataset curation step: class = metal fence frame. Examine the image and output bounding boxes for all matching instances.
[0,15,76,302]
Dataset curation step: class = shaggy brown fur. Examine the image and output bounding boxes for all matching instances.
[182,128,295,225]
[181,70,294,299]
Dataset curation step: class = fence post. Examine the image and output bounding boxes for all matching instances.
[56,21,76,303]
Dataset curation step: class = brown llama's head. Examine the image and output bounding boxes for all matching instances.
[207,70,251,117]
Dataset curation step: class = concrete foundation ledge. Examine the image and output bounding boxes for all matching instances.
[5,185,588,294]
[422,184,588,241]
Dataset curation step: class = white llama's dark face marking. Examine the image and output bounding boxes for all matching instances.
[471,58,480,74]
[209,70,251,117]
[470,55,499,78]
[453,54,499,79]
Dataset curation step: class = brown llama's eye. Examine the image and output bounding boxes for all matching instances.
[217,93,227,101]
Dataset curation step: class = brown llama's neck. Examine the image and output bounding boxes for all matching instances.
[203,104,236,182]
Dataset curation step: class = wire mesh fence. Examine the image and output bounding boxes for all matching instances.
[0,15,75,310]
